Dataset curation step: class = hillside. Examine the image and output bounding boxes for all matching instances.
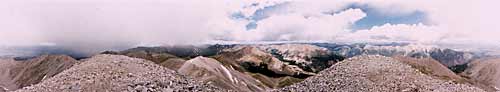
[0,55,77,92]
[278,55,484,92]
[15,55,224,92]
[463,57,500,92]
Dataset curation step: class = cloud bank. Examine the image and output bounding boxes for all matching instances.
[1,0,499,55]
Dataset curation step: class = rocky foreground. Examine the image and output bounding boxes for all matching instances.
[277,55,485,92]
[15,55,224,92]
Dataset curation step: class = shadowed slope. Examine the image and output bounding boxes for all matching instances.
[0,55,77,92]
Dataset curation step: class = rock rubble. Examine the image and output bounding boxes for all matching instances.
[15,54,224,92]
[277,55,485,92]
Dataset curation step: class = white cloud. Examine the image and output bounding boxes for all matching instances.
[213,8,366,41]
[340,23,441,43]
[351,0,500,47]
[250,8,365,41]
[0,0,499,55]
[0,0,246,51]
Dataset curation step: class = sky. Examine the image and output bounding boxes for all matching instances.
[0,0,499,54]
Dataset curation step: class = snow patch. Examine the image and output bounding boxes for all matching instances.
[41,74,47,80]
[220,65,234,83]
[0,86,8,91]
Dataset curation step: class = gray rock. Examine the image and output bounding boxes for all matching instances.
[15,54,224,92]
[276,55,485,92]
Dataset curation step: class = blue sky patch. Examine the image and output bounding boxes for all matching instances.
[234,2,428,31]
[231,2,290,30]
[345,4,429,30]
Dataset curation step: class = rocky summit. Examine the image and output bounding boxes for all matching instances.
[277,55,485,92]
[15,55,224,92]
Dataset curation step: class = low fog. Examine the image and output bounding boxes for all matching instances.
[1,0,499,56]
[0,0,226,54]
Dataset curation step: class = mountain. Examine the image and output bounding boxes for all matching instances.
[15,54,224,92]
[102,49,186,70]
[117,45,234,58]
[312,43,478,72]
[160,58,186,70]
[216,46,319,77]
[113,43,478,69]
[255,44,344,73]
[213,46,318,89]
[103,45,237,70]
[107,43,487,91]
[178,56,270,92]
[110,44,345,91]
[277,55,485,92]
[392,56,468,83]
[0,55,77,92]
[0,58,18,92]
[2,42,497,91]
[0,46,90,60]
[462,57,500,92]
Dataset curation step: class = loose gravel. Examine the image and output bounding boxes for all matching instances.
[15,54,224,92]
[276,55,485,92]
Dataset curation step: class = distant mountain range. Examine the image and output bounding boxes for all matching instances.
[108,43,482,72]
